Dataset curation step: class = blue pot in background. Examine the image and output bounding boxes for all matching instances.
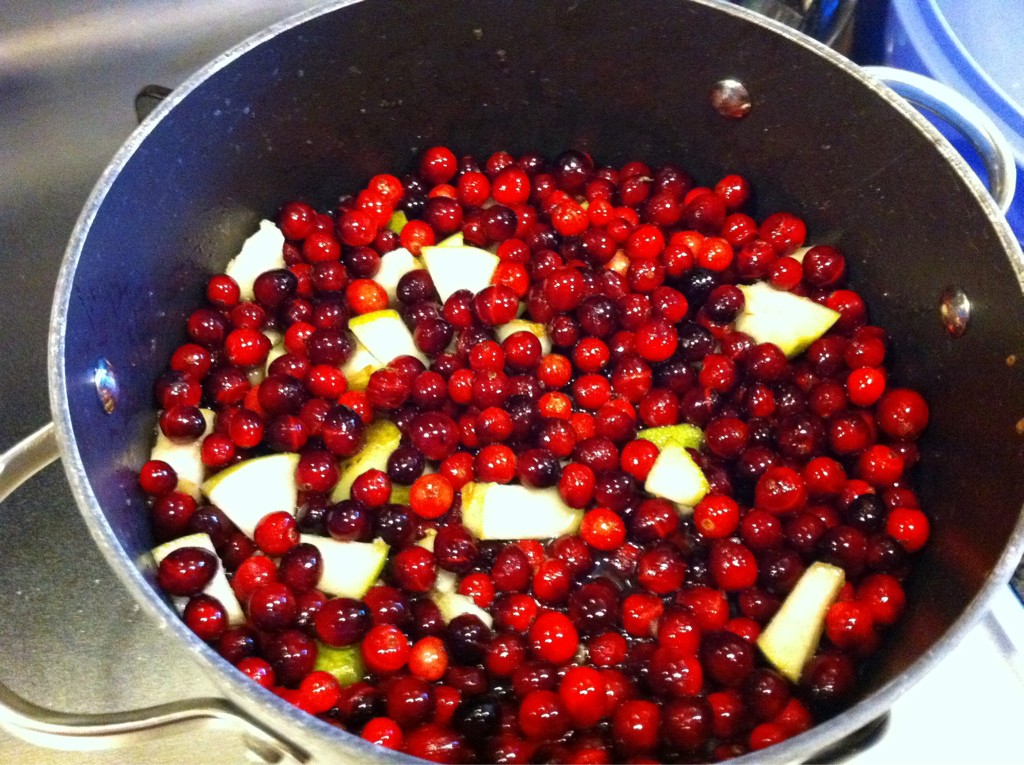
[884,0,1024,242]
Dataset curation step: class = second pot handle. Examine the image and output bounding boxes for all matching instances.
[863,65,1017,214]
[0,426,308,763]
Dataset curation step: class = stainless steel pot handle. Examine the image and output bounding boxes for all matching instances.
[0,425,308,763]
[863,65,1018,214]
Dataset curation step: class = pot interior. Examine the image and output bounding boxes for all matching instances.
[53,0,1024,759]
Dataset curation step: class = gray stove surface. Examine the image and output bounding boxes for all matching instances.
[0,3,320,763]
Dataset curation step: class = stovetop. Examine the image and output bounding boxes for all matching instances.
[1,2,1021,764]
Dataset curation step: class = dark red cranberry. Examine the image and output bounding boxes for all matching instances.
[247,583,297,632]
[663,696,713,752]
[802,652,857,713]
[567,581,619,636]
[446,614,492,665]
[186,506,232,548]
[258,375,308,416]
[253,269,297,310]
[321,405,366,457]
[374,503,416,547]
[187,308,230,348]
[758,547,806,595]
[743,668,791,721]
[159,405,207,442]
[217,627,257,664]
[517,448,562,488]
[325,499,370,542]
[701,630,756,687]
[775,413,826,459]
[818,525,868,577]
[677,321,716,362]
[577,295,619,337]
[866,534,909,573]
[312,596,373,647]
[263,629,316,687]
[154,371,202,410]
[278,543,323,593]
[453,695,502,739]
[363,585,412,629]
[157,547,217,596]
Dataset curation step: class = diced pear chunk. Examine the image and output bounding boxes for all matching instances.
[643,441,709,510]
[436,231,464,248]
[349,309,426,365]
[341,340,381,392]
[636,423,704,451]
[460,482,583,540]
[315,643,365,686]
[201,452,300,538]
[299,535,389,599]
[431,592,493,628]
[735,281,840,359]
[224,220,285,301]
[758,561,846,682]
[421,244,499,302]
[386,210,409,235]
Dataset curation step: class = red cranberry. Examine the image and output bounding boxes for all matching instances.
[157,547,217,597]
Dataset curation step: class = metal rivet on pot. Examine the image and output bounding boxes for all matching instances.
[93,358,119,414]
[710,79,751,119]
[939,287,971,337]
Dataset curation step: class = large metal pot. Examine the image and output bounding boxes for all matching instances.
[2,0,1023,762]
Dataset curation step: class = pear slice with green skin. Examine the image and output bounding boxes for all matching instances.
[436,231,464,248]
[757,561,846,682]
[299,535,389,599]
[643,441,710,511]
[375,246,425,304]
[150,408,215,500]
[330,419,402,503]
[314,642,365,686]
[150,532,244,626]
[349,309,426,365]
[421,244,499,302]
[735,281,840,359]
[495,319,553,356]
[431,591,493,628]
[386,210,409,235]
[202,452,300,538]
[224,220,285,301]
[461,482,583,540]
[636,423,704,452]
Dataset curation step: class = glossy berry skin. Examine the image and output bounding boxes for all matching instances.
[559,666,607,727]
[875,388,929,440]
[143,150,937,762]
[612,699,660,754]
[361,624,410,674]
[157,547,217,597]
[183,594,227,642]
[519,690,569,741]
[529,612,579,664]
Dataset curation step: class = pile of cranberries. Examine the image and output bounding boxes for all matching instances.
[139,146,931,763]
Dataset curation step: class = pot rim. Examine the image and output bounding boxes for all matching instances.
[46,0,1024,762]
